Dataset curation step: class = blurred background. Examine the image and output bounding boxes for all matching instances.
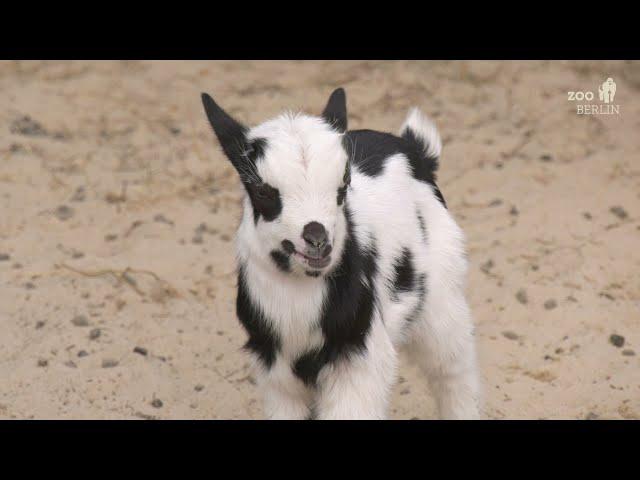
[0,60,638,419]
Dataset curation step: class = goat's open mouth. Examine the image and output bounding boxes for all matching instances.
[294,250,331,269]
[281,240,331,270]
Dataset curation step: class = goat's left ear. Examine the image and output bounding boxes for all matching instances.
[201,92,249,168]
[321,88,347,133]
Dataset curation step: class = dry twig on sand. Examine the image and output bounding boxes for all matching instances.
[56,263,179,300]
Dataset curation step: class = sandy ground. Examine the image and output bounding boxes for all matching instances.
[0,60,639,420]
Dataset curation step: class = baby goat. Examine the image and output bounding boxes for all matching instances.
[201,88,480,419]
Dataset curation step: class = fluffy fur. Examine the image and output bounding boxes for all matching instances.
[201,88,480,419]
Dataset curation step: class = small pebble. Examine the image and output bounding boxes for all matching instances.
[480,259,494,274]
[509,206,519,216]
[134,412,156,420]
[133,346,148,356]
[104,234,118,242]
[105,192,125,204]
[11,115,47,136]
[71,315,89,327]
[194,384,205,392]
[609,206,628,220]
[622,349,635,356]
[102,359,118,368]
[488,199,503,207]
[585,412,599,420]
[77,350,89,358]
[24,282,36,290]
[154,214,174,225]
[64,361,77,368]
[35,320,46,329]
[515,288,528,305]
[89,328,101,340]
[502,331,520,341]
[70,186,86,202]
[54,205,74,221]
[544,299,557,310]
[192,235,203,244]
[540,154,553,162]
[583,212,592,220]
[37,358,48,367]
[151,398,163,408]
[609,334,625,348]
[0,253,10,261]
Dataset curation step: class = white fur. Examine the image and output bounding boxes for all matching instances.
[400,107,442,159]
[235,109,480,420]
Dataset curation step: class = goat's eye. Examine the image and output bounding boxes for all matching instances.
[255,189,270,200]
[248,182,282,223]
[254,184,276,202]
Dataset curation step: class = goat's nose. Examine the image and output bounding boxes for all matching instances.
[302,221,328,248]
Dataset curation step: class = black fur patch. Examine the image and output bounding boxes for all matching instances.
[406,273,427,322]
[270,250,291,273]
[236,265,280,368]
[281,240,295,254]
[320,208,378,360]
[224,137,284,224]
[293,348,324,386]
[246,180,282,224]
[343,130,395,177]
[401,129,447,208]
[416,208,427,243]
[289,208,379,386]
[391,248,415,298]
[305,270,321,278]
[344,129,447,208]
[337,185,347,206]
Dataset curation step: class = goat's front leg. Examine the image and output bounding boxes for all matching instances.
[314,320,398,420]
[258,358,313,420]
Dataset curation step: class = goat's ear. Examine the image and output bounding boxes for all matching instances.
[321,88,347,133]
[201,92,250,170]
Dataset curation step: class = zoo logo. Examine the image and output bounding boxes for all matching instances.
[567,77,620,115]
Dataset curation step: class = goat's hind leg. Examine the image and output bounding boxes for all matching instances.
[408,285,481,419]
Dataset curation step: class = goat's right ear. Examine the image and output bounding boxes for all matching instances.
[321,88,347,133]
[201,92,249,168]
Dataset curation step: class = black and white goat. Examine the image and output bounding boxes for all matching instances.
[201,88,480,419]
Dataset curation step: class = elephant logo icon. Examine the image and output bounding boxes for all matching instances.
[598,77,616,104]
